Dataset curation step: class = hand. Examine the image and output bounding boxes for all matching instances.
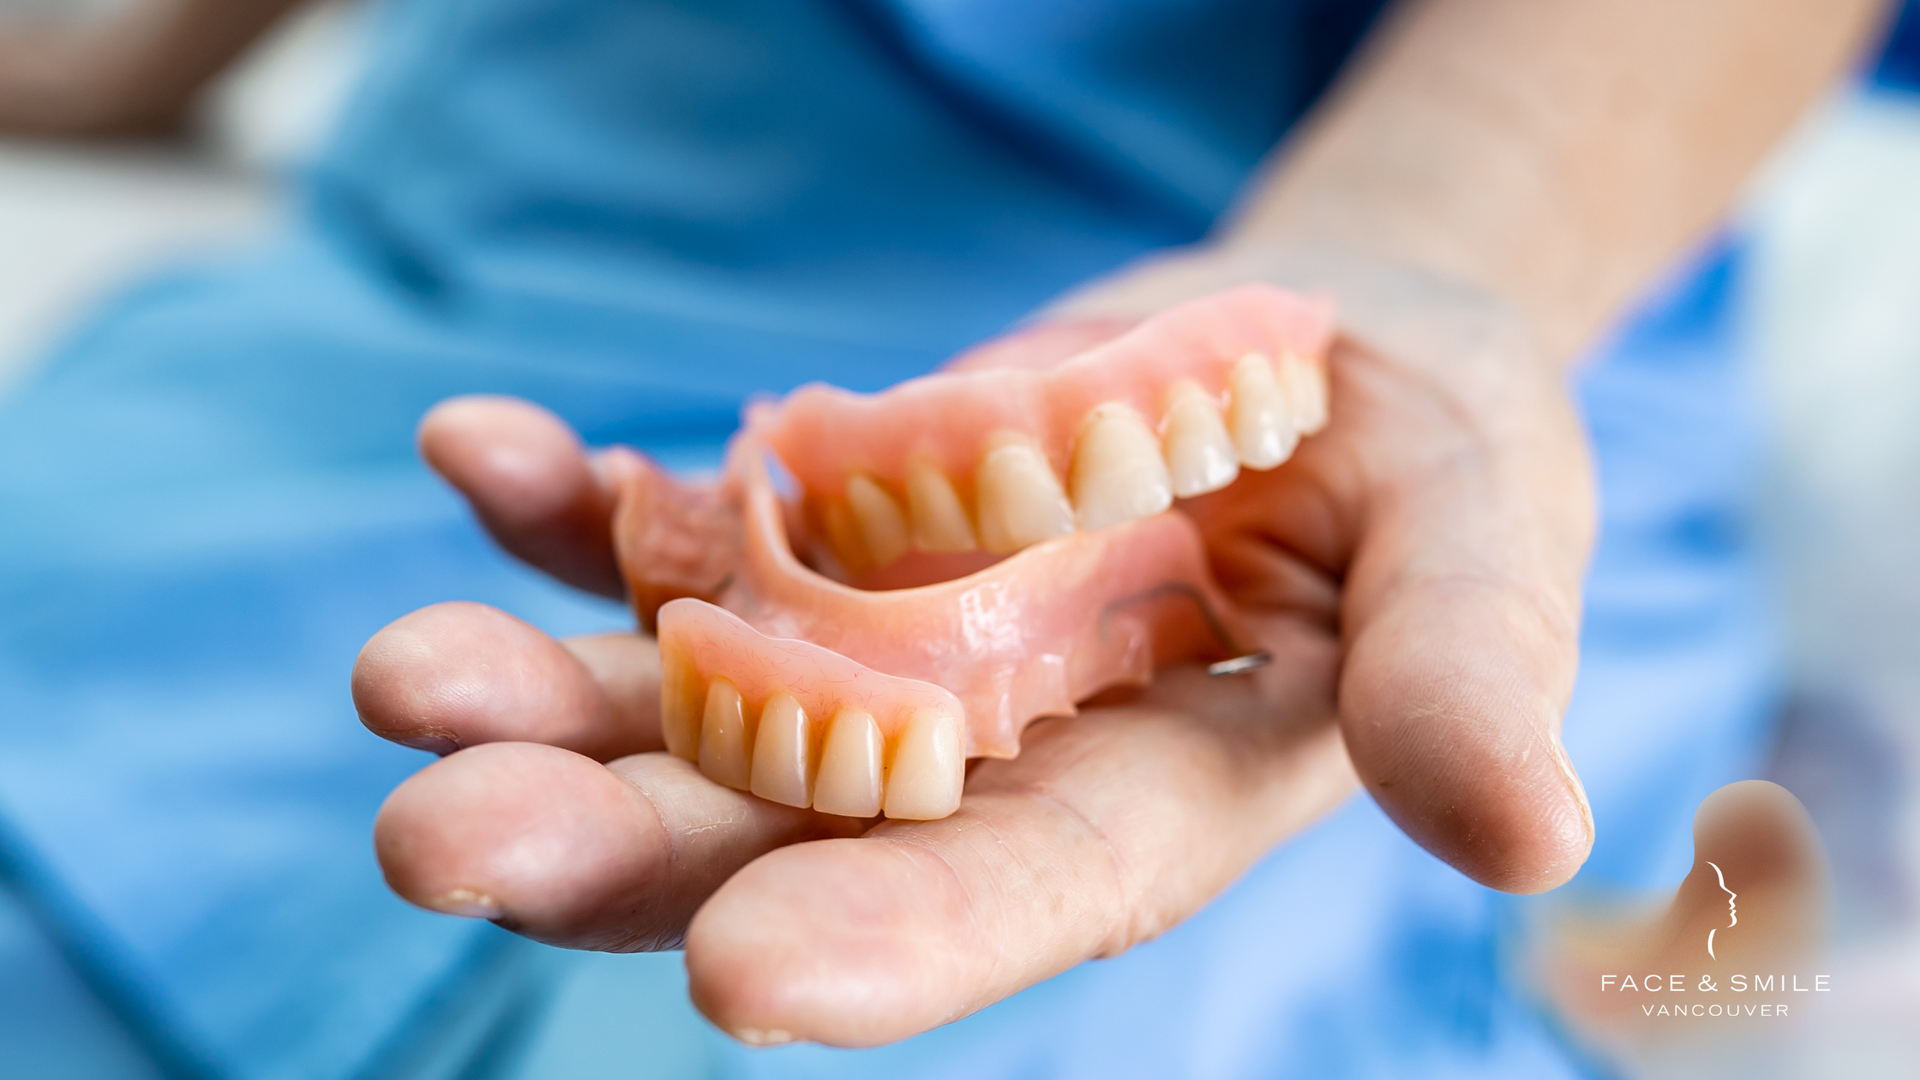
[353,245,1596,1045]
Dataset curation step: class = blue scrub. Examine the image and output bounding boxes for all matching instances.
[0,0,1787,1076]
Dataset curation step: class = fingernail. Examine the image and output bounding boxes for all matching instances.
[730,1027,795,1046]
[399,731,463,756]
[432,888,504,920]
[1552,740,1594,846]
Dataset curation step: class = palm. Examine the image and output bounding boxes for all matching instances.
[355,274,1596,1045]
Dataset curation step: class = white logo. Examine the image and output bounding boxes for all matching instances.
[1706,860,1737,960]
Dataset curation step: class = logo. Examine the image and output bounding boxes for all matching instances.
[1705,860,1737,960]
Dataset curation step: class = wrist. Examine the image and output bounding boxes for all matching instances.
[1044,241,1552,378]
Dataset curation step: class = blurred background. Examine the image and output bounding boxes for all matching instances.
[1,0,1917,1076]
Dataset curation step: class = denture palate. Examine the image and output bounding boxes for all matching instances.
[753,284,1334,572]
[615,286,1334,821]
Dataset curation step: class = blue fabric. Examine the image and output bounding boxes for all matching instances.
[1870,0,1920,94]
[0,0,1774,1077]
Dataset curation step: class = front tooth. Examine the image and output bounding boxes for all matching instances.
[882,709,964,820]
[698,677,753,790]
[749,691,813,808]
[660,650,703,762]
[844,474,910,567]
[974,432,1075,554]
[1069,404,1173,531]
[1227,353,1299,469]
[905,455,978,553]
[813,707,884,817]
[1159,380,1239,497]
[1278,351,1329,434]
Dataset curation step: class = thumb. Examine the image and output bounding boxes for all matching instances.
[1336,340,1597,894]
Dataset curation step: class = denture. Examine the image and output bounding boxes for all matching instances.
[613,285,1334,821]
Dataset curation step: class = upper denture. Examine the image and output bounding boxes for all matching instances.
[751,284,1333,559]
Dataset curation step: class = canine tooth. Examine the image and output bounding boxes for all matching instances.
[905,455,978,553]
[1069,404,1173,531]
[813,707,883,818]
[749,691,813,808]
[1279,351,1329,434]
[698,677,753,790]
[817,498,871,575]
[660,650,703,762]
[844,474,911,567]
[974,433,1074,553]
[882,709,964,820]
[1227,353,1299,470]
[1161,381,1240,497]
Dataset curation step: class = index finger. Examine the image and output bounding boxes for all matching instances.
[685,615,1354,1046]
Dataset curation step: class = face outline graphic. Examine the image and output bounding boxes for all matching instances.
[1705,860,1738,960]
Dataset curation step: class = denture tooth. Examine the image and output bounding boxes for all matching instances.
[749,691,813,808]
[881,709,963,820]
[817,498,872,575]
[660,649,703,762]
[1160,380,1240,497]
[905,455,978,553]
[1068,403,1173,531]
[974,432,1075,554]
[1227,353,1299,470]
[844,474,911,568]
[1278,350,1329,434]
[812,707,884,818]
[698,677,753,790]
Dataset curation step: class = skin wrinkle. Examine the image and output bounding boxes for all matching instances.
[1000,779,1139,960]
[1207,533,1342,626]
[885,819,1022,1022]
[582,760,685,952]
[1358,671,1578,886]
[1364,569,1581,695]
[1339,335,1591,647]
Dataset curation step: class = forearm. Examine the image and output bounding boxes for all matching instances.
[0,0,304,135]
[1227,0,1888,362]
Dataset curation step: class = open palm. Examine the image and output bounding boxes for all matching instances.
[353,254,1596,1046]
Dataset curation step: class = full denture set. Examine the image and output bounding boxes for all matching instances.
[612,286,1334,822]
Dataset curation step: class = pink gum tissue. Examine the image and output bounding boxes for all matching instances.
[754,285,1333,569]
[658,599,965,821]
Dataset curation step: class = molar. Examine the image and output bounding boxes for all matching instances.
[1159,380,1239,497]
[905,455,978,553]
[1227,353,1299,469]
[698,677,753,790]
[813,707,884,817]
[882,709,964,820]
[749,690,813,808]
[974,432,1075,554]
[844,474,910,567]
[1069,404,1173,531]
